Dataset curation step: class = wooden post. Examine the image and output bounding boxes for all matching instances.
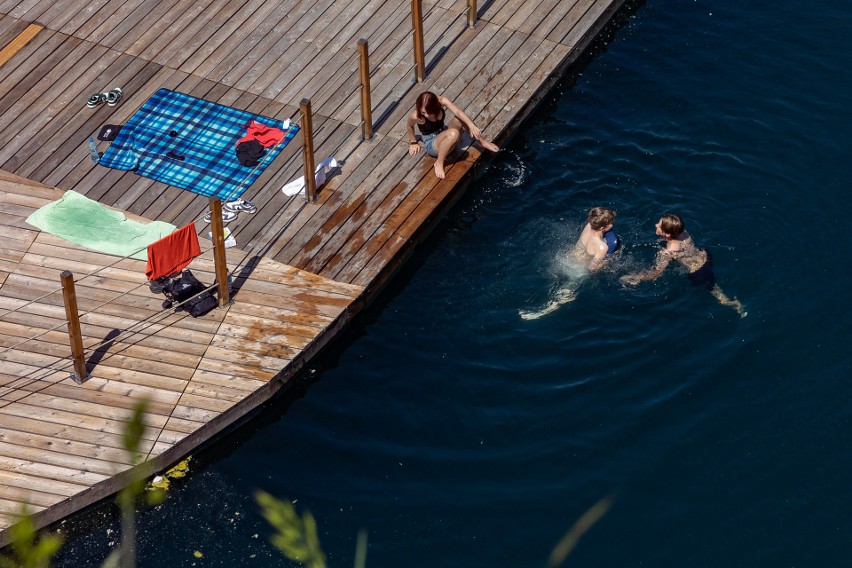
[60,271,89,384]
[208,197,230,306]
[300,98,317,202]
[357,39,374,141]
[467,0,477,28]
[411,0,426,82]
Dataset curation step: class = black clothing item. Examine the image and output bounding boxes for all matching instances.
[417,110,445,135]
[687,250,717,290]
[97,124,122,141]
[236,139,265,167]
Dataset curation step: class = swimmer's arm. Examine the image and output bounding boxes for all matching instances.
[588,243,609,271]
[620,252,671,285]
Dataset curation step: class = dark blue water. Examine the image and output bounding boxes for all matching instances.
[53,0,852,566]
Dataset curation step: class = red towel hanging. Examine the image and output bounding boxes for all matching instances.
[146,223,201,280]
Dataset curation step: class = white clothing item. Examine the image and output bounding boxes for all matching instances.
[208,226,237,248]
[281,156,338,196]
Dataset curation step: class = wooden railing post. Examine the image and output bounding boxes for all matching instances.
[411,0,426,82]
[357,39,374,141]
[60,271,89,384]
[467,0,477,28]
[300,98,317,202]
[208,197,230,306]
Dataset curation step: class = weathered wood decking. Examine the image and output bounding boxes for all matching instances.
[0,172,364,535]
[0,0,626,543]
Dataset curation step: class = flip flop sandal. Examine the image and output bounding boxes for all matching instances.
[223,199,257,214]
[106,87,123,107]
[203,210,238,224]
[87,92,107,108]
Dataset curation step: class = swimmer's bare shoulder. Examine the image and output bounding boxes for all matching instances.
[665,233,708,272]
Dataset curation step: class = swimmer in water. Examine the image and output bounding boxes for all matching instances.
[619,213,746,317]
[574,207,620,270]
[520,208,619,320]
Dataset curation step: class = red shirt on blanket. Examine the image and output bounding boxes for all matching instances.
[237,120,285,148]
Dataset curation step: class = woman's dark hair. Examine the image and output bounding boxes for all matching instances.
[416,91,442,119]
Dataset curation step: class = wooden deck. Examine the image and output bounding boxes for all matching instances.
[0,172,363,537]
[0,0,627,544]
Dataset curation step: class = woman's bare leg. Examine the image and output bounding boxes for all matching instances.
[433,127,461,179]
[450,116,499,153]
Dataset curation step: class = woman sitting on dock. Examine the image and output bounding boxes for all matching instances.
[407,91,500,179]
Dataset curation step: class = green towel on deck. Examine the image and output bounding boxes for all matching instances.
[25,190,176,260]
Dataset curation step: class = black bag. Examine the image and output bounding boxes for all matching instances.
[165,270,205,303]
[164,270,218,318]
[186,293,218,317]
[98,124,122,141]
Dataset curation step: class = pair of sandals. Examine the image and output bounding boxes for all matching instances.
[202,199,257,223]
[87,88,123,108]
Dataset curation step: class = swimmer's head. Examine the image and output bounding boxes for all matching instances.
[587,207,615,231]
[656,214,684,238]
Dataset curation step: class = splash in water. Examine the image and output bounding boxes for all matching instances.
[495,150,528,187]
[519,248,591,320]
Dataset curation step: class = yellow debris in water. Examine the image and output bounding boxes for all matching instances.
[166,456,192,479]
[193,550,203,558]
[145,456,193,492]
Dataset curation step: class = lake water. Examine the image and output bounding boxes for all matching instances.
[53,0,852,566]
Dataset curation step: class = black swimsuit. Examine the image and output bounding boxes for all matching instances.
[418,111,445,136]
[686,250,716,290]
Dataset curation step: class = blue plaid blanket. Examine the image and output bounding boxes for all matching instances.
[99,89,298,201]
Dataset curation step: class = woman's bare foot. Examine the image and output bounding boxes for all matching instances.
[434,161,446,179]
[479,139,499,153]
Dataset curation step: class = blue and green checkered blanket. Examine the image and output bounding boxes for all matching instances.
[99,89,298,201]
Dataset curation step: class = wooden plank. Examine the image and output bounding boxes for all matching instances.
[67,1,127,43]
[194,2,293,82]
[0,439,125,477]
[283,137,408,270]
[0,412,146,453]
[0,483,64,509]
[0,22,41,68]
[320,5,410,122]
[225,0,342,94]
[271,0,399,104]
[0,43,119,169]
[0,454,109,487]
[2,394,167,434]
[0,32,72,120]
[23,0,93,35]
[174,0,272,74]
[144,0,228,66]
[26,58,163,186]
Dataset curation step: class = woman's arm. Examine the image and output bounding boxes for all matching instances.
[438,95,484,141]
[620,251,672,285]
[406,112,421,155]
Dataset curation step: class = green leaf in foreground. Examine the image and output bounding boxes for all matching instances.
[0,513,63,568]
[255,491,327,568]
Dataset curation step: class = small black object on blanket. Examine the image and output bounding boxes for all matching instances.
[236,139,264,167]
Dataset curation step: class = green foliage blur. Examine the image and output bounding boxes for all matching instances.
[255,490,327,568]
